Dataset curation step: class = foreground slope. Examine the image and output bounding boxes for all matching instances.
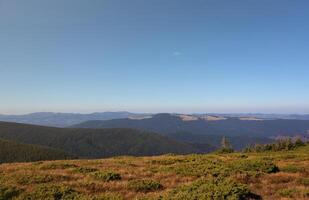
[0,139,73,163]
[0,122,201,159]
[0,145,308,200]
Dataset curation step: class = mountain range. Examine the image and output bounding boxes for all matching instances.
[1,112,309,163]
[72,113,309,149]
[1,112,309,127]
[0,112,148,127]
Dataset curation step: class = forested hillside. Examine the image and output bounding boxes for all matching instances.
[71,113,309,149]
[73,114,309,137]
[0,139,73,163]
[0,122,203,160]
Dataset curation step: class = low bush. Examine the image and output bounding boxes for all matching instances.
[165,178,261,200]
[40,163,78,170]
[216,148,234,154]
[297,178,309,186]
[303,189,309,198]
[15,174,54,184]
[268,175,294,184]
[280,165,305,173]
[76,193,123,200]
[92,171,121,182]
[127,179,163,192]
[167,157,228,177]
[278,188,299,198]
[0,185,21,200]
[150,158,184,165]
[74,167,98,174]
[244,138,305,153]
[231,159,279,174]
[17,184,78,200]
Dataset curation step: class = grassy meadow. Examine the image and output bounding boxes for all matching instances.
[0,145,308,200]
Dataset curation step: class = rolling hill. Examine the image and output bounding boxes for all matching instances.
[0,112,149,127]
[72,113,309,149]
[72,113,309,137]
[0,138,74,163]
[0,121,204,160]
[1,112,309,128]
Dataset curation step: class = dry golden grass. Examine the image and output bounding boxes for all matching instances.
[0,145,308,199]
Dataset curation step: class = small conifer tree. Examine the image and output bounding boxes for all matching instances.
[219,136,234,153]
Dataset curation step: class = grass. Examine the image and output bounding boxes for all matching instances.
[278,188,299,198]
[280,165,306,173]
[0,145,308,199]
[127,179,162,192]
[73,167,98,174]
[92,171,122,182]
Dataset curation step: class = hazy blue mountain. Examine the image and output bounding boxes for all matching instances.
[0,112,149,127]
[203,113,309,120]
[72,113,309,149]
[73,113,309,137]
[1,112,308,128]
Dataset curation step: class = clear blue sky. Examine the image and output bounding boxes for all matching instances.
[1,0,309,114]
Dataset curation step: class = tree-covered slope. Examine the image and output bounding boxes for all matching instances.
[72,113,309,138]
[0,138,73,163]
[0,121,202,159]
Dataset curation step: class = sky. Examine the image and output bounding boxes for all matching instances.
[1,0,309,114]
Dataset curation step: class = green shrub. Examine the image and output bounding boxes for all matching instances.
[150,158,184,165]
[74,167,98,174]
[40,163,78,170]
[17,185,78,200]
[32,161,44,166]
[294,138,305,147]
[232,159,279,174]
[278,154,296,159]
[76,193,123,200]
[216,148,234,154]
[15,174,54,184]
[244,138,305,153]
[0,185,21,200]
[303,189,309,198]
[127,179,163,192]
[297,178,309,186]
[165,178,261,200]
[167,158,228,177]
[280,165,305,173]
[278,188,298,198]
[92,171,121,182]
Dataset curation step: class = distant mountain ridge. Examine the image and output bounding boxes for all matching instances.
[0,112,149,127]
[1,112,309,128]
[72,113,309,137]
[72,113,309,149]
[210,113,309,120]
